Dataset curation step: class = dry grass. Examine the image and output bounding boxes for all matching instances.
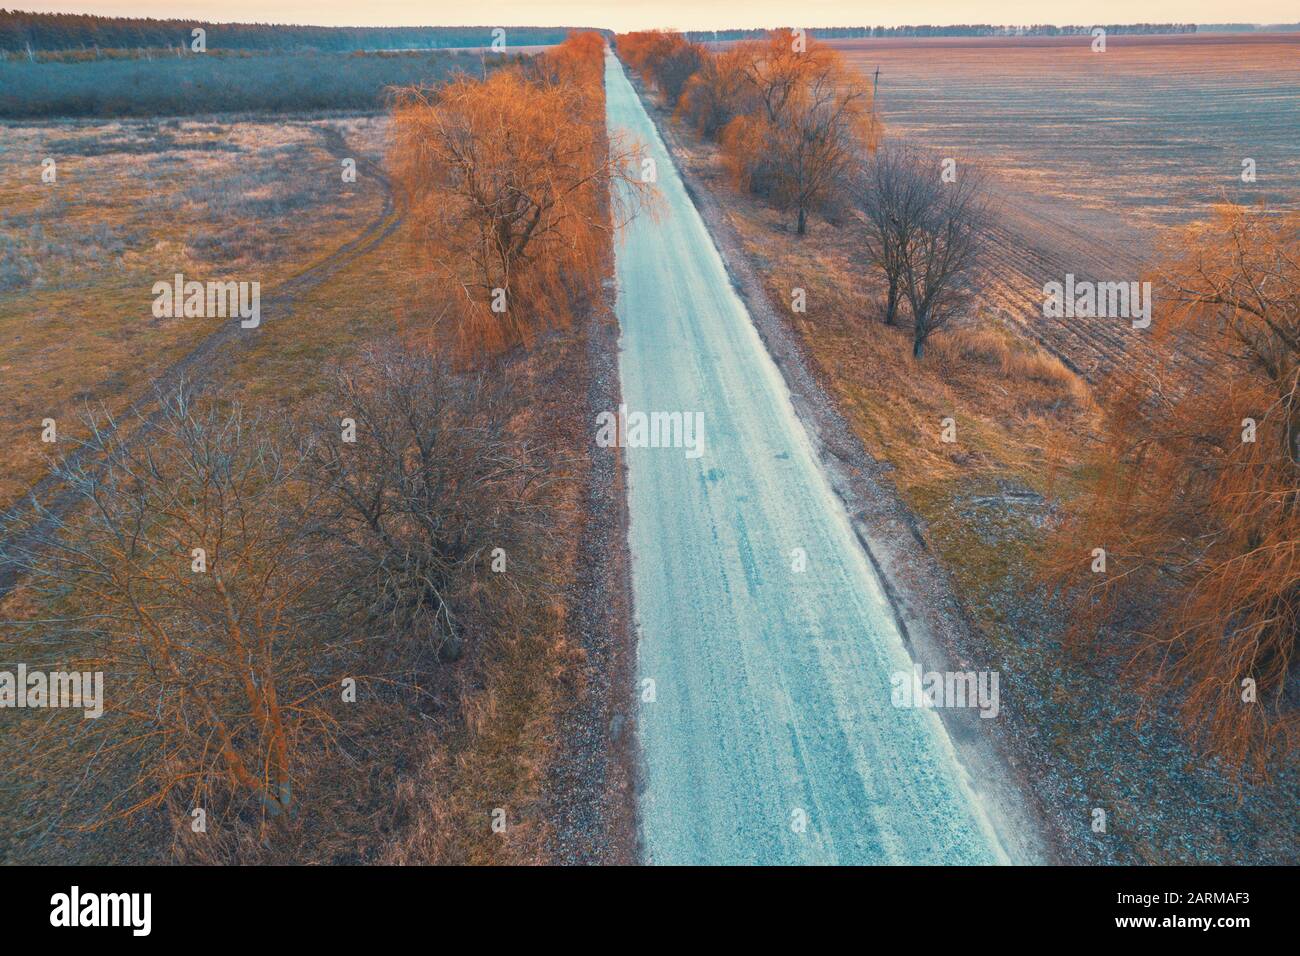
[2,105,597,864]
[381,543,579,864]
[0,116,386,513]
[930,326,1088,403]
[672,129,1094,499]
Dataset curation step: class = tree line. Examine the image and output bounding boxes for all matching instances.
[619,29,990,359]
[621,29,883,238]
[0,10,582,53]
[0,30,627,859]
[681,24,1198,42]
[0,50,477,118]
[0,10,1207,56]
[620,29,1297,773]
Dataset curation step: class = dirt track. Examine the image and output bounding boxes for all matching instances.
[0,126,401,601]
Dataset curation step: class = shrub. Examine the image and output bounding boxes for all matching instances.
[1042,205,1300,775]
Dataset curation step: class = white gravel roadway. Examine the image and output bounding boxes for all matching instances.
[605,49,1013,865]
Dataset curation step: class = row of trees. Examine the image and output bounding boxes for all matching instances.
[619,29,881,236]
[3,32,635,853]
[0,10,1203,54]
[619,30,991,360]
[0,50,473,119]
[391,32,649,354]
[617,29,1295,773]
[1046,206,1300,775]
[680,24,1199,42]
[0,10,580,53]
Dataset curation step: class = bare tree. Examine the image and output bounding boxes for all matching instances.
[1,389,336,833]
[306,346,557,666]
[853,147,990,355]
[654,38,705,106]
[723,31,879,235]
[736,31,820,125]
[770,65,876,235]
[1041,205,1300,775]
[1,346,563,851]
[899,155,991,359]
[853,145,927,325]
[676,45,755,138]
[390,33,652,353]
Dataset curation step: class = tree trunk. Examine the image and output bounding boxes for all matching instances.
[912,312,926,359]
[796,206,807,236]
[884,279,898,325]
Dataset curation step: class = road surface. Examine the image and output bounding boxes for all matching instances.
[605,49,1011,865]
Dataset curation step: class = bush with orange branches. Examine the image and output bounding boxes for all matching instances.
[723,31,880,234]
[616,31,704,107]
[1042,203,1300,776]
[675,45,754,137]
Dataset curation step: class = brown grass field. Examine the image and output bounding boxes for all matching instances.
[0,116,389,512]
[835,33,1300,227]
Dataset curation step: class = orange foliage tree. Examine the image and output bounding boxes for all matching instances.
[676,45,755,137]
[725,32,880,234]
[616,30,704,107]
[391,32,648,355]
[618,29,880,235]
[1043,203,1300,775]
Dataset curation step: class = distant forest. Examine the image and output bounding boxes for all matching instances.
[1198,22,1300,32]
[0,10,584,52]
[0,50,481,117]
[686,24,1200,42]
[3,10,1297,56]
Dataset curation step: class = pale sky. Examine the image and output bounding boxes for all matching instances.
[18,1,1300,33]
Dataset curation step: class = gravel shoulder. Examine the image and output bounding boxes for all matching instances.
[543,284,640,866]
